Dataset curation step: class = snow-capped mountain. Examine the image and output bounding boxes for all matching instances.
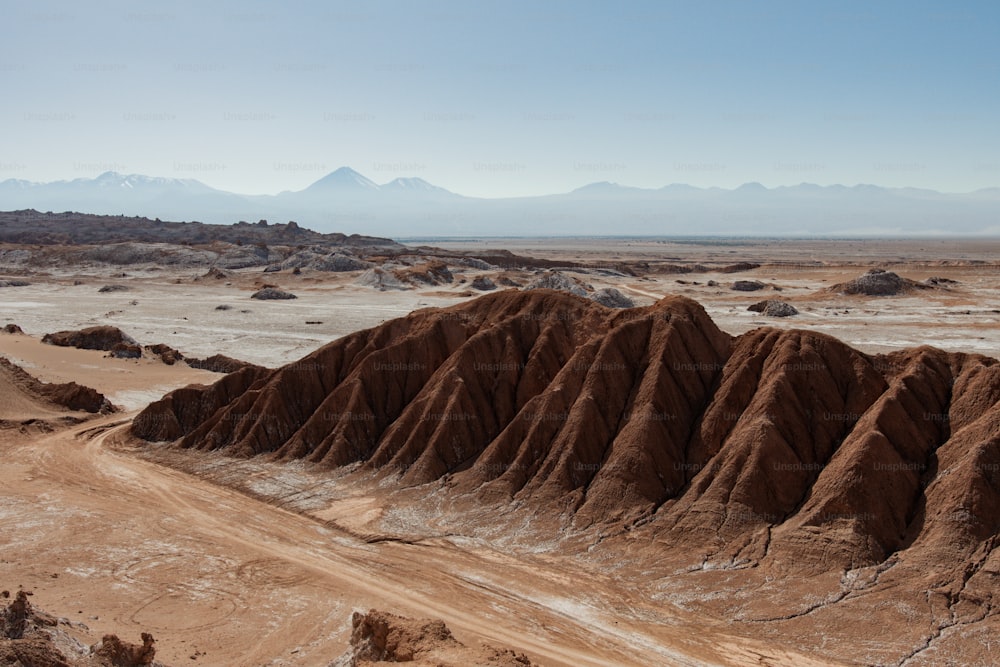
[381,177,453,196]
[302,167,380,193]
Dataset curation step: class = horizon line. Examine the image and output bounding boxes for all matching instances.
[2,167,998,199]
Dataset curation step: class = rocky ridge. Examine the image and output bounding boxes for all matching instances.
[131,289,1000,597]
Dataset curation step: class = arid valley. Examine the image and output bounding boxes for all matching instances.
[3,216,1000,666]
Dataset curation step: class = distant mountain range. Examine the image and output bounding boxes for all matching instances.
[2,167,999,237]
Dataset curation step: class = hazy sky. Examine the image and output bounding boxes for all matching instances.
[2,0,998,197]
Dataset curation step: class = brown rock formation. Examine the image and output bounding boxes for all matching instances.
[0,636,73,667]
[1,589,159,667]
[347,609,457,662]
[132,289,1000,592]
[90,633,156,667]
[184,354,263,375]
[396,260,453,285]
[0,357,115,414]
[143,344,183,365]
[42,326,138,352]
[333,609,536,666]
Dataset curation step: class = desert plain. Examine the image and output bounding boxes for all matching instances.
[3,228,1000,667]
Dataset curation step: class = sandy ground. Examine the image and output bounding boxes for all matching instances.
[2,237,999,665]
[3,241,999,365]
[0,334,217,411]
[418,236,1000,265]
[0,415,840,666]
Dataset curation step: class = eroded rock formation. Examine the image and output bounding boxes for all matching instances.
[132,289,1000,591]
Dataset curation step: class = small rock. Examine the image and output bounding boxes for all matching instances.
[251,287,297,300]
[747,300,799,317]
[471,276,497,291]
[731,280,765,292]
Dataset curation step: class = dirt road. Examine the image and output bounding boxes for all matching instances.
[0,414,845,666]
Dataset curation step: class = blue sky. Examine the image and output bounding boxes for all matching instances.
[1,0,998,197]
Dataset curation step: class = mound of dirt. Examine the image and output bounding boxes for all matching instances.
[97,284,129,293]
[590,287,635,309]
[747,299,798,317]
[0,357,115,414]
[832,268,929,296]
[731,279,765,291]
[250,287,297,300]
[523,270,590,297]
[0,589,161,667]
[42,326,138,352]
[332,609,536,667]
[470,276,497,291]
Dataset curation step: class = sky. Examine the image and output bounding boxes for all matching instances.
[1,0,998,198]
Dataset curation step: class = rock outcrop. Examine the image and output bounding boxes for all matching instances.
[0,357,115,414]
[523,271,590,297]
[184,354,262,375]
[251,287,297,300]
[90,632,157,666]
[144,344,183,365]
[832,268,930,296]
[731,280,765,291]
[0,589,158,667]
[397,260,453,286]
[280,250,372,272]
[42,326,139,353]
[747,299,798,317]
[332,609,536,667]
[590,287,634,309]
[355,268,411,291]
[132,289,1000,600]
[470,276,497,291]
